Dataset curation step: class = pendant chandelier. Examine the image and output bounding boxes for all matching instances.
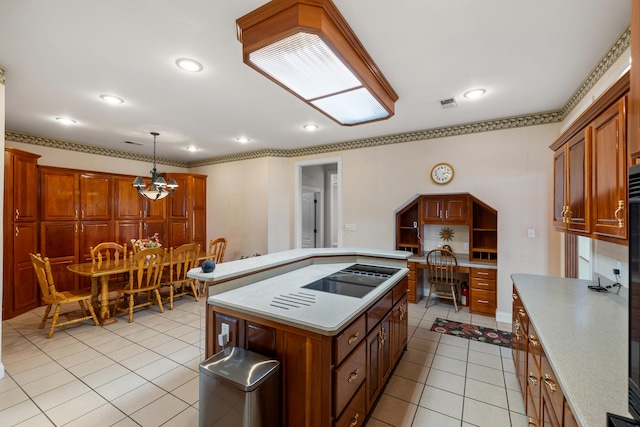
[132,132,178,201]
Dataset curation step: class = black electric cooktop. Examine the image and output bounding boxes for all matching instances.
[301,264,400,298]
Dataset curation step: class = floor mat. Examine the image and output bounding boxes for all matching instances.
[431,317,512,348]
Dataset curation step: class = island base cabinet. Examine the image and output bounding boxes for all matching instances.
[205,277,409,427]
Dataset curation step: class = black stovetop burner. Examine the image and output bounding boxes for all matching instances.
[301,264,400,298]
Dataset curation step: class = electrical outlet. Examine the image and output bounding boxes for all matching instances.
[464,243,469,251]
[413,221,417,228]
[617,261,622,273]
[527,229,535,238]
[221,322,229,338]
[345,224,356,231]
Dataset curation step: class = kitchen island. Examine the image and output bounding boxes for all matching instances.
[511,273,631,426]
[189,248,411,427]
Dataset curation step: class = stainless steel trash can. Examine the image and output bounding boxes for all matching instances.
[199,347,281,427]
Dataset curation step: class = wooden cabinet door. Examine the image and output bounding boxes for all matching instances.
[144,196,166,220]
[11,151,40,222]
[246,321,277,358]
[391,297,407,365]
[12,223,39,315]
[168,220,190,248]
[192,175,206,210]
[379,314,392,384]
[79,222,114,261]
[115,176,143,220]
[443,196,468,223]
[592,97,627,239]
[553,148,567,229]
[40,222,79,291]
[168,175,190,219]
[422,197,444,222]
[566,130,590,233]
[40,168,78,221]
[116,221,142,246]
[142,219,166,243]
[79,173,111,221]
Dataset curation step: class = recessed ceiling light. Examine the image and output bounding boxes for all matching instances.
[99,94,124,104]
[303,124,319,131]
[236,137,251,143]
[176,58,203,72]
[463,88,486,99]
[55,117,76,125]
[186,146,199,152]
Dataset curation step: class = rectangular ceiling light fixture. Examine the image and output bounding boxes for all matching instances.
[236,0,398,126]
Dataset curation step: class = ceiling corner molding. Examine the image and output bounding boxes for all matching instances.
[4,130,189,168]
[561,25,630,118]
[0,65,5,85]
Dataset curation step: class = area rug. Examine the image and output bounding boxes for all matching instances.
[431,318,512,348]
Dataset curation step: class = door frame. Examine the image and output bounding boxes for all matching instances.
[294,157,342,249]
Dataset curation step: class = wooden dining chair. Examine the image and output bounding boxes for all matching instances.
[425,248,460,313]
[90,242,129,288]
[160,243,201,309]
[30,253,100,337]
[208,237,227,264]
[113,247,167,322]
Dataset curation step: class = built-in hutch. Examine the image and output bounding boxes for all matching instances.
[2,149,207,319]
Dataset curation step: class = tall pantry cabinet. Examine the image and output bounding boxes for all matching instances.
[3,148,40,318]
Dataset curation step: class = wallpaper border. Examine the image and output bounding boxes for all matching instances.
[4,26,630,168]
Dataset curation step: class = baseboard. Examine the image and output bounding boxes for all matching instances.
[495,310,512,325]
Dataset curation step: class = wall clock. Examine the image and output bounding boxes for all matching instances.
[430,162,454,185]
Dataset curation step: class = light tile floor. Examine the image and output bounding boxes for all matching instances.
[0,295,527,426]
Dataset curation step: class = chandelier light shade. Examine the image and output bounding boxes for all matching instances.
[236,0,398,126]
[132,132,178,201]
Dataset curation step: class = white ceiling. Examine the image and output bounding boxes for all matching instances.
[0,0,631,163]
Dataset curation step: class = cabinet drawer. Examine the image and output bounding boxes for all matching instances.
[335,383,366,427]
[334,341,366,417]
[334,315,366,365]
[470,277,496,291]
[469,289,496,315]
[471,268,496,280]
[367,291,392,332]
[392,278,408,304]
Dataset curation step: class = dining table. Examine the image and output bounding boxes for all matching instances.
[67,252,215,324]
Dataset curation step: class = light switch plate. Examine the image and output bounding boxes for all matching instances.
[528,229,535,238]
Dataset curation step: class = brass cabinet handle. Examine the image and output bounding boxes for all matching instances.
[81,209,85,219]
[348,369,359,383]
[400,303,406,320]
[565,207,572,223]
[15,209,19,219]
[81,224,85,233]
[74,224,78,233]
[478,299,489,304]
[477,282,489,287]
[445,210,449,219]
[560,205,567,222]
[614,200,624,228]
[477,271,489,276]
[518,308,526,317]
[347,332,359,345]
[439,210,443,219]
[349,413,359,427]
[543,374,557,392]
[75,209,78,219]
[15,226,19,237]
[528,417,536,427]
[514,321,521,339]
[512,293,518,300]
[528,372,538,385]
[529,335,539,347]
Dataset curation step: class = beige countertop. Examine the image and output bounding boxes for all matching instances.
[511,273,630,426]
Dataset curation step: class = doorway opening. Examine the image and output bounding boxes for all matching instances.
[295,158,342,248]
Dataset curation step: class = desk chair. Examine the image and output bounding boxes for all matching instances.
[113,247,167,322]
[30,253,99,338]
[425,248,460,313]
[160,243,201,309]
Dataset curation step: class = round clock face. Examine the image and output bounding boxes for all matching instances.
[431,163,454,184]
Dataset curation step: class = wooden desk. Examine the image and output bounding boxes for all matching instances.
[408,253,497,315]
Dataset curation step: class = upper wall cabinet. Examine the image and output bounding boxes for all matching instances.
[421,195,469,225]
[550,71,629,243]
[553,129,590,234]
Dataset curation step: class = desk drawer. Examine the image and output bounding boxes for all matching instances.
[367,291,392,332]
[334,341,366,417]
[470,277,496,292]
[469,289,496,315]
[335,315,366,365]
[471,268,496,280]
